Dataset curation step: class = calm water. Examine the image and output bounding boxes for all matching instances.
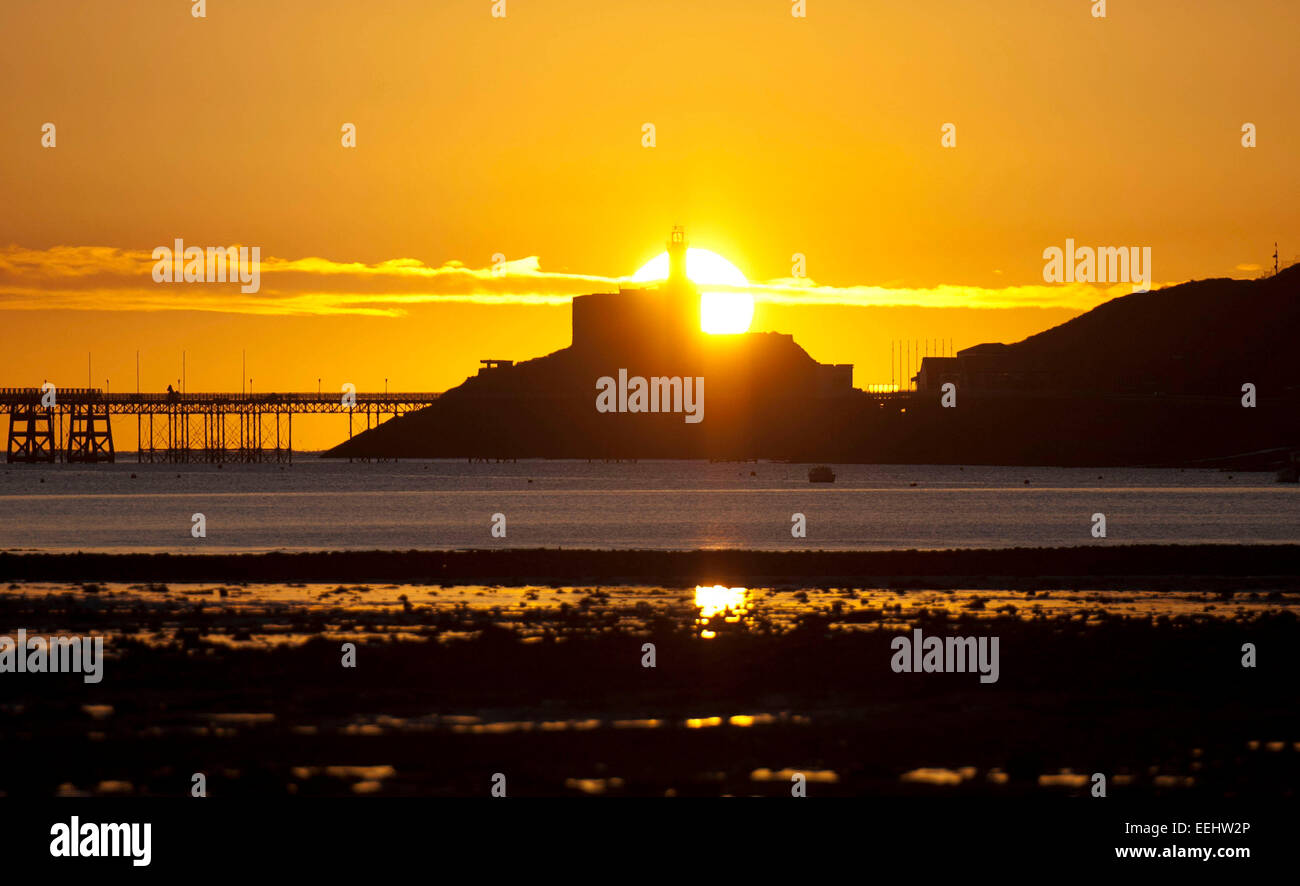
[0,459,1295,553]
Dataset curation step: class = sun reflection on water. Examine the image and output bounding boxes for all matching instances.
[694,585,750,638]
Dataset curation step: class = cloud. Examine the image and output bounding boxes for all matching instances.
[0,244,1147,316]
[0,245,613,314]
[741,278,1136,311]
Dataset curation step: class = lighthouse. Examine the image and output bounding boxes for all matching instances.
[570,224,702,352]
[668,225,688,286]
[663,224,700,337]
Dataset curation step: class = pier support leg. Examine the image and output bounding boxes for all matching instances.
[6,405,56,463]
[65,402,115,463]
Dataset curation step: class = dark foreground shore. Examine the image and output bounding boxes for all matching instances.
[3,543,1300,588]
[2,544,1298,798]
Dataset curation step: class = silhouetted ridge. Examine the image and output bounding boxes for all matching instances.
[991,267,1300,395]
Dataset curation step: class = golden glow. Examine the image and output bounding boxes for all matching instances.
[751,768,840,783]
[685,716,723,729]
[693,585,750,638]
[632,249,754,335]
[4,1,1294,443]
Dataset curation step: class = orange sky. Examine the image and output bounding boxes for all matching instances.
[1,0,1296,448]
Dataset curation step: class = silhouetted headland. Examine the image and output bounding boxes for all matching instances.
[325,260,1300,466]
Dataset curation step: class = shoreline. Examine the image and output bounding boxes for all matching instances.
[3,543,1298,587]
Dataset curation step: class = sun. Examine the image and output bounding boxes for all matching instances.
[632,248,755,334]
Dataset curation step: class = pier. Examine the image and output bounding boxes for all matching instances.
[0,388,440,464]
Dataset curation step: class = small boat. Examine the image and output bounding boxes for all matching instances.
[808,465,836,483]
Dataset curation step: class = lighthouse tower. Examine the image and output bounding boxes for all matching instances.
[667,225,688,287]
[570,224,701,353]
[663,225,699,338]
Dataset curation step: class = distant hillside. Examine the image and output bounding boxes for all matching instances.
[983,265,1300,396]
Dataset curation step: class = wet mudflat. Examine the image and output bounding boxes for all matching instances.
[2,578,1297,797]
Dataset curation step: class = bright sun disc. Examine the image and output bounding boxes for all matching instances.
[632,248,754,334]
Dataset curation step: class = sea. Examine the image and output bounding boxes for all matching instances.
[0,458,1295,553]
